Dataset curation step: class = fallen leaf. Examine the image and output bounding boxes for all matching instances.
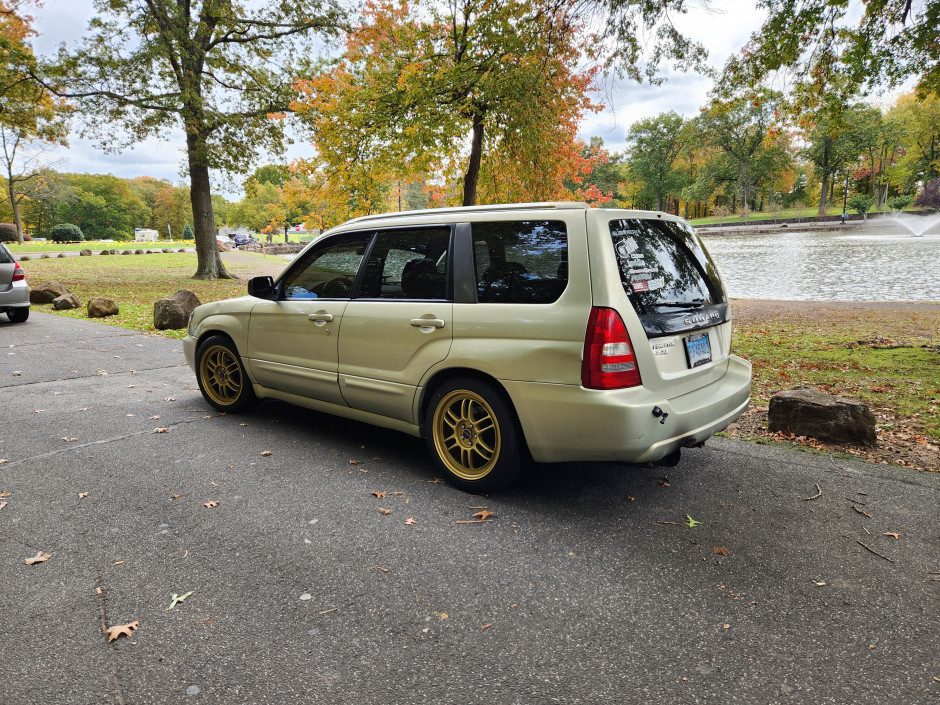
[0,492,10,498]
[815,581,827,586]
[260,450,274,456]
[11,371,21,376]
[349,459,361,465]
[79,408,89,412]
[404,517,416,526]
[685,515,701,528]
[105,620,138,643]
[371,491,386,499]
[0,459,7,464]
[713,546,728,556]
[473,510,496,521]
[884,532,900,539]
[164,397,176,401]
[32,409,46,413]
[166,591,193,610]
[113,560,124,565]
[480,623,492,632]
[127,385,138,389]
[62,437,78,442]
[203,500,219,508]
[78,492,89,499]
[25,551,51,565]
[149,415,160,420]
[378,507,391,515]
[0,502,7,510]
[170,494,181,500]
[723,623,730,629]
[377,566,389,573]
[153,427,170,434]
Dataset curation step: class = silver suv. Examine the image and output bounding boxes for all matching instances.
[184,203,751,490]
[0,242,29,323]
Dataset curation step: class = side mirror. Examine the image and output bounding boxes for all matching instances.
[248,276,276,299]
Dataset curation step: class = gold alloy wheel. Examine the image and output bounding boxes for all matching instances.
[432,389,501,481]
[199,344,244,407]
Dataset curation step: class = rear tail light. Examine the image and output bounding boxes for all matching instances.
[582,307,642,389]
[12,262,25,282]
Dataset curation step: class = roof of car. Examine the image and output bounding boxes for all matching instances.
[340,201,590,228]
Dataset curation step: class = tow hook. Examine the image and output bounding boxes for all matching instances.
[652,406,668,424]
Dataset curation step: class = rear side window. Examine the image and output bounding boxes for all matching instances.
[0,244,12,264]
[609,219,727,336]
[358,227,450,300]
[471,220,568,304]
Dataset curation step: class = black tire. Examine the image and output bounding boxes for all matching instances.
[195,335,259,413]
[425,377,525,492]
[6,307,28,323]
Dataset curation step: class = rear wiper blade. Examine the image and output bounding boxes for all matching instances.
[657,299,706,308]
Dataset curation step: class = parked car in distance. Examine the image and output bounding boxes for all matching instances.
[0,241,29,323]
[233,233,259,248]
[216,235,235,247]
[185,202,752,491]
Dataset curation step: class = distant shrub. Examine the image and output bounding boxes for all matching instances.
[915,178,940,210]
[888,195,913,212]
[0,223,17,242]
[182,223,194,239]
[847,194,874,219]
[50,223,84,242]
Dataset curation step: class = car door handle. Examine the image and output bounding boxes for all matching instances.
[308,312,334,322]
[411,318,445,329]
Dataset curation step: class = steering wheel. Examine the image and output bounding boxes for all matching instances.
[322,277,353,298]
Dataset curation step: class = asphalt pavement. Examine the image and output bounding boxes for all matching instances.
[1,311,937,704]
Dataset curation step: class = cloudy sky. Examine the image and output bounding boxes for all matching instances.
[28,0,767,198]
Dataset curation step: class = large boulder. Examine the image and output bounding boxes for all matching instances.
[154,289,201,330]
[52,293,82,310]
[768,387,877,447]
[30,281,72,304]
[87,297,119,318]
[80,249,92,256]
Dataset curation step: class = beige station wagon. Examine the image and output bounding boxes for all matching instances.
[184,202,751,490]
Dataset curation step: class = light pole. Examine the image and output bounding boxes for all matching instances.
[841,168,850,224]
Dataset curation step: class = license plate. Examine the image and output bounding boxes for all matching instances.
[684,332,712,368]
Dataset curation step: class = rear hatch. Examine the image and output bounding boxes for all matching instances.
[602,215,732,396]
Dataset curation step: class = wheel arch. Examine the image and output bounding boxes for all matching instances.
[418,367,530,455]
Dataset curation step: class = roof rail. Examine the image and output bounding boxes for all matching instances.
[342,201,590,227]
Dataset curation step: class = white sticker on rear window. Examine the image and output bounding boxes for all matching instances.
[615,237,639,259]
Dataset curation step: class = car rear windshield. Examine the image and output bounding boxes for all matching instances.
[609,219,727,335]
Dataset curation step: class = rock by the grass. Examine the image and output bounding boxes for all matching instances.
[768,386,877,447]
[87,297,119,318]
[80,249,92,256]
[30,281,72,304]
[52,293,82,310]
[154,289,201,330]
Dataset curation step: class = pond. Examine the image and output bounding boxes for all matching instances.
[699,219,940,302]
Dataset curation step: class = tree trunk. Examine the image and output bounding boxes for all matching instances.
[462,112,485,207]
[188,131,230,280]
[5,177,24,244]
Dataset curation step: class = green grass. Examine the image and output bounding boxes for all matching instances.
[734,315,940,443]
[18,252,263,339]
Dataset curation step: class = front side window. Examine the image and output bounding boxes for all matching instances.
[358,227,450,300]
[471,220,568,304]
[281,235,371,299]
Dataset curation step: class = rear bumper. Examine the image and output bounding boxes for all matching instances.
[503,354,752,463]
[0,280,30,308]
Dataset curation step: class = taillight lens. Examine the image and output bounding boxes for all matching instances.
[582,307,642,389]
[12,262,25,282]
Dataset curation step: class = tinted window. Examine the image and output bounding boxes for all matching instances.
[358,227,450,300]
[0,243,13,264]
[609,219,724,315]
[471,221,568,304]
[281,235,371,299]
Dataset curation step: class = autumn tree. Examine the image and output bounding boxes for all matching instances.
[626,111,687,211]
[294,0,599,208]
[0,0,69,242]
[40,0,343,278]
[727,0,940,101]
